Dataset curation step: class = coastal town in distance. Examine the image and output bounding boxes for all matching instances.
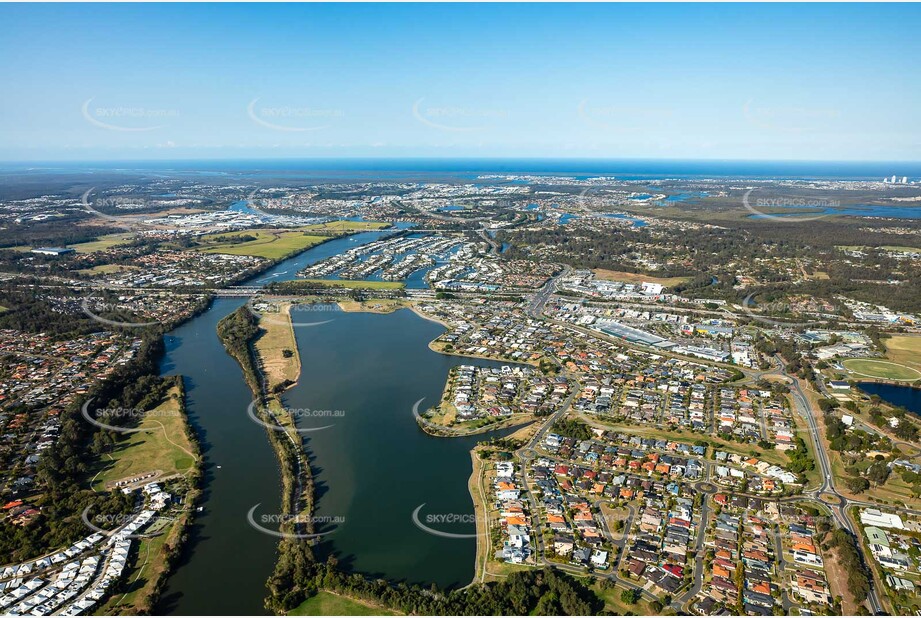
[2,2,921,618]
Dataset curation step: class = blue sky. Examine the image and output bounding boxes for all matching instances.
[1,3,919,162]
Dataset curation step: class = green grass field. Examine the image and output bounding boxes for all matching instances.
[91,385,197,489]
[883,335,921,371]
[843,358,921,381]
[195,229,329,260]
[195,222,390,260]
[69,233,137,253]
[301,221,391,233]
[837,245,921,253]
[591,581,654,615]
[289,591,395,616]
[100,514,190,614]
[296,278,405,290]
[6,232,136,254]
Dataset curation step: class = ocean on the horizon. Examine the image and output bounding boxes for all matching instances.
[4,157,921,182]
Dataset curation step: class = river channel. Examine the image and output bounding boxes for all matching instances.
[156,228,514,613]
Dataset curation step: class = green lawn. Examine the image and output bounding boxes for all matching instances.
[301,221,391,233]
[99,514,189,614]
[837,245,921,253]
[194,221,389,260]
[6,232,136,254]
[289,591,396,616]
[195,229,329,260]
[91,385,197,489]
[881,245,921,253]
[843,358,921,381]
[883,335,921,373]
[591,582,655,615]
[69,233,137,253]
[293,279,405,290]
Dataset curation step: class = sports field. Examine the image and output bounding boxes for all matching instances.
[843,358,921,381]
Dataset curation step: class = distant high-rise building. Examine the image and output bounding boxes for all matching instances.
[902,176,908,184]
[891,175,898,183]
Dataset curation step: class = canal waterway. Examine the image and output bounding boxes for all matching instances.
[284,307,515,589]
[156,227,513,613]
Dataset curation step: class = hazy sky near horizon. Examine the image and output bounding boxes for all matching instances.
[1,3,919,162]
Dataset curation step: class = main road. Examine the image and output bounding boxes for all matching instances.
[776,356,884,614]
[520,277,888,614]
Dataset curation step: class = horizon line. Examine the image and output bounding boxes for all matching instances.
[3,156,921,166]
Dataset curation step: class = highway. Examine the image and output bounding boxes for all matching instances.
[776,356,885,614]
[480,268,908,613]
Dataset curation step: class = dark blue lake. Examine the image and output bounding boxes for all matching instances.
[858,383,921,417]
